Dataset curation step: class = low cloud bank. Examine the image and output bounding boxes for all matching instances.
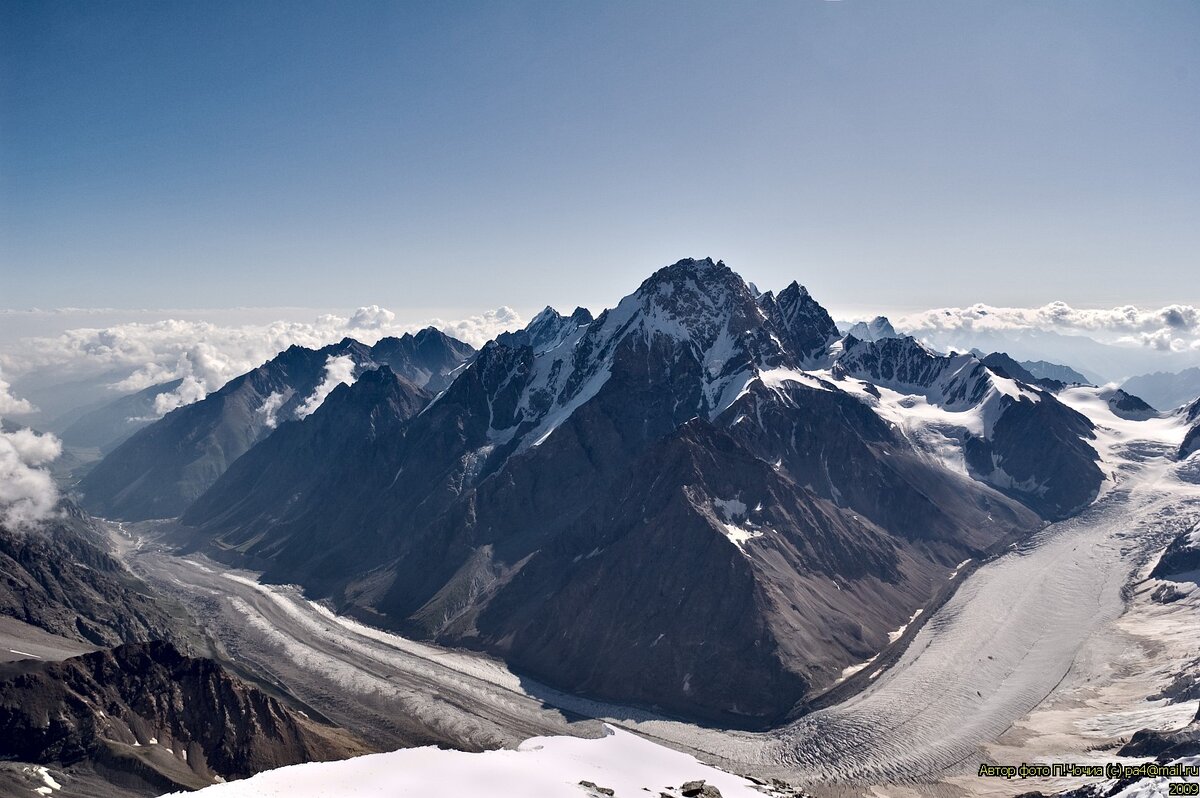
[0,306,523,420]
[894,302,1200,352]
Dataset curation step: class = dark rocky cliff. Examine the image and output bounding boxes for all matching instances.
[0,641,365,794]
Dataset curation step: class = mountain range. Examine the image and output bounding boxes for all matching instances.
[1121,367,1200,412]
[78,328,474,520]
[64,258,1123,725]
[1018,358,1090,386]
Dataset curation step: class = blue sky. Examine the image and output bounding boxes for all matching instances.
[3,0,1198,318]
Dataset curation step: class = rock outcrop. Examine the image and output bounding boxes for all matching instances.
[0,641,365,794]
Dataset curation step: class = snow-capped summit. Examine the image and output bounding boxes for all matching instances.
[606,258,791,373]
[845,315,899,342]
[449,258,820,456]
[1102,387,1158,421]
[498,306,594,354]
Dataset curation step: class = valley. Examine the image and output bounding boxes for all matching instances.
[112,405,1200,796]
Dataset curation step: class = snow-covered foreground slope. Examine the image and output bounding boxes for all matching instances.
[162,725,789,798]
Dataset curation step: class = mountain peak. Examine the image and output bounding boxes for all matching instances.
[637,257,736,296]
[623,258,772,360]
[640,256,749,297]
[840,333,943,366]
[530,305,559,324]
[781,280,810,297]
[498,304,591,353]
[674,256,721,269]
[450,258,790,455]
[846,316,898,342]
[759,280,839,363]
[411,326,443,342]
[307,363,428,427]
[318,337,373,361]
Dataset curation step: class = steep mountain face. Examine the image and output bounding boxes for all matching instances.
[451,391,1035,723]
[1151,524,1200,579]
[78,339,372,521]
[0,641,365,795]
[976,351,1065,392]
[180,367,430,593]
[1183,427,1200,459]
[834,336,1103,519]
[57,379,184,453]
[78,330,473,520]
[497,306,594,352]
[179,258,1075,725]
[845,316,898,342]
[757,281,840,364]
[1181,398,1200,459]
[186,259,833,576]
[1019,358,1090,386]
[367,327,476,391]
[0,506,191,648]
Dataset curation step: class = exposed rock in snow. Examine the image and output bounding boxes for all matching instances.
[833,336,1103,517]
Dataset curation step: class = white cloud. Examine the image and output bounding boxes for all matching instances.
[151,375,209,417]
[257,391,288,429]
[348,305,397,329]
[295,355,357,420]
[0,306,523,420]
[0,366,36,416]
[894,301,1200,351]
[1,427,62,465]
[437,307,523,348]
[0,427,61,530]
